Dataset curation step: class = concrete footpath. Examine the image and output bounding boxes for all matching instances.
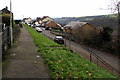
[2,27,49,78]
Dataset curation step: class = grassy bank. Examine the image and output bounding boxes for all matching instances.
[23,24,117,79]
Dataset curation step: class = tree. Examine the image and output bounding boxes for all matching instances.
[109,0,120,58]
[99,27,113,45]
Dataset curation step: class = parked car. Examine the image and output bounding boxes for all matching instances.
[35,27,42,32]
[45,27,51,30]
[31,24,34,27]
[27,23,31,26]
[54,36,64,44]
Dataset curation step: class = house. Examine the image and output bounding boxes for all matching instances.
[2,6,10,14]
[33,16,62,29]
[64,21,96,33]
[34,16,53,27]
[23,17,32,24]
[41,16,53,22]
[36,17,42,24]
[1,6,13,26]
[1,6,14,48]
[64,21,98,39]
[45,20,61,29]
[38,16,61,29]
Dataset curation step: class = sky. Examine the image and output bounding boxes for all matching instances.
[0,0,118,19]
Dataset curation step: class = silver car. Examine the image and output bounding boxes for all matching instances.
[35,27,42,32]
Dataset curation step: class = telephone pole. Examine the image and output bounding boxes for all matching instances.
[23,15,24,19]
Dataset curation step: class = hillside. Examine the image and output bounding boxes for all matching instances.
[54,14,118,31]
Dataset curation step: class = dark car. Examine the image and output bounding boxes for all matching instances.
[45,27,51,30]
[54,36,64,44]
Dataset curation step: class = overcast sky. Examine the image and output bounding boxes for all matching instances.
[0,0,118,19]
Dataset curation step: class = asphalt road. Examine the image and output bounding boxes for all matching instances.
[41,28,119,75]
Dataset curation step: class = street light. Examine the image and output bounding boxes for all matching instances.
[10,0,13,47]
[68,27,72,51]
[64,27,67,47]
[64,26,72,51]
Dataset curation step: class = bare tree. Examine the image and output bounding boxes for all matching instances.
[109,0,120,36]
[110,0,120,76]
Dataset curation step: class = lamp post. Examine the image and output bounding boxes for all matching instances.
[69,33,71,51]
[69,28,72,51]
[10,0,13,46]
[64,27,67,47]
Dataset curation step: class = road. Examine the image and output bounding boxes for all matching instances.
[41,28,119,75]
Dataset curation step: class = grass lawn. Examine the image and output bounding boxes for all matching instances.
[23,24,118,79]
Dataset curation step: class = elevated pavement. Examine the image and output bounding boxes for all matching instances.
[2,26,49,79]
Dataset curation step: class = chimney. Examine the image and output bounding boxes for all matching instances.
[5,6,8,10]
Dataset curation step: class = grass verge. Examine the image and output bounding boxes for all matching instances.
[23,24,118,79]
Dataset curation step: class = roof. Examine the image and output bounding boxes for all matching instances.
[64,21,88,29]
[57,23,62,27]
[46,21,61,27]
[1,7,11,14]
[41,16,53,21]
[41,16,49,20]
[46,20,52,24]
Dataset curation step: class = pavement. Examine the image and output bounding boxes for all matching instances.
[2,26,49,78]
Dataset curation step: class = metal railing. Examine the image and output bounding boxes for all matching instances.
[81,46,120,76]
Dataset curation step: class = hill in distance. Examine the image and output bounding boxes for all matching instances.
[54,14,118,31]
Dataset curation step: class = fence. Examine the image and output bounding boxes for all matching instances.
[2,24,20,51]
[51,30,65,36]
[2,26,11,50]
[81,45,120,76]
